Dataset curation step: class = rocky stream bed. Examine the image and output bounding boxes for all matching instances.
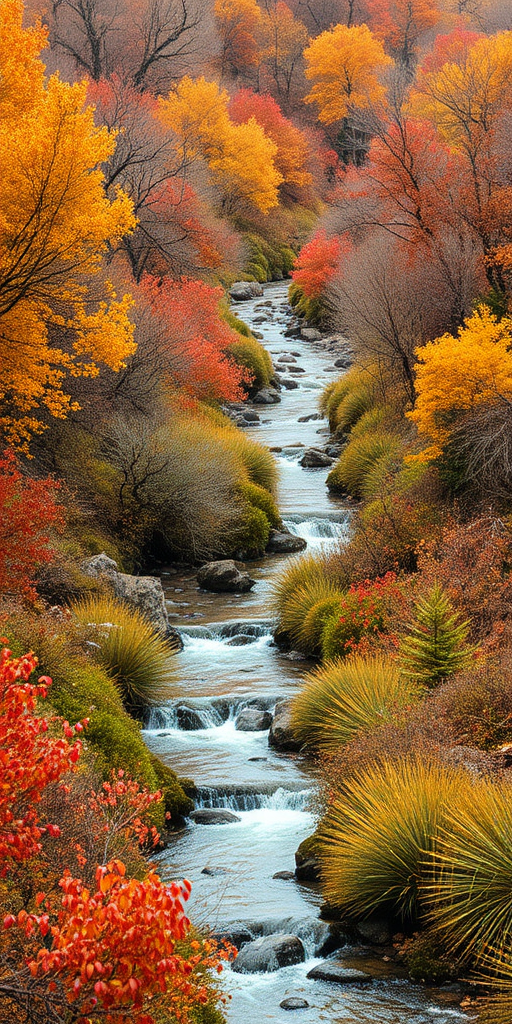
[141,283,469,1024]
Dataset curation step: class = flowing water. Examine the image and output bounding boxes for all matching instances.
[143,284,467,1024]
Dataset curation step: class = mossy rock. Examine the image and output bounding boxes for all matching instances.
[405,930,459,984]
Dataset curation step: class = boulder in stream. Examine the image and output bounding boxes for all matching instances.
[269,700,301,752]
[235,708,272,731]
[306,961,372,984]
[301,327,322,342]
[295,833,321,883]
[299,448,334,468]
[253,387,281,404]
[196,560,255,593]
[190,809,241,824]
[230,281,263,301]
[266,530,307,554]
[280,997,309,1010]
[231,933,305,973]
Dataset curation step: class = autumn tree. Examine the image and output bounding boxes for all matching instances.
[257,1,308,110]
[0,1,136,449]
[215,0,261,76]
[367,0,441,69]
[140,276,252,402]
[37,0,207,90]
[292,230,347,298]
[290,0,370,31]
[303,22,392,124]
[0,451,64,601]
[88,76,241,282]
[409,306,512,460]
[229,88,312,197]
[158,75,283,212]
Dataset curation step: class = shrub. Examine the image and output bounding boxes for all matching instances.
[320,572,404,660]
[399,583,474,687]
[238,480,281,528]
[427,651,512,750]
[72,595,179,715]
[278,579,344,653]
[212,426,278,494]
[403,929,459,984]
[320,366,377,433]
[271,553,335,628]
[428,778,512,959]
[226,336,273,391]
[319,757,465,923]
[229,502,270,558]
[327,432,401,499]
[301,595,344,656]
[292,654,418,752]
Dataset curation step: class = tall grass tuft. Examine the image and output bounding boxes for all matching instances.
[214,429,278,495]
[427,778,512,959]
[327,431,401,499]
[72,594,179,714]
[320,366,376,432]
[278,579,343,653]
[291,655,418,752]
[271,553,332,621]
[301,595,344,656]
[319,756,464,923]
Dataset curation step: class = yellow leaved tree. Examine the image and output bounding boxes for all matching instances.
[409,307,512,461]
[158,76,283,213]
[303,23,392,124]
[0,0,136,449]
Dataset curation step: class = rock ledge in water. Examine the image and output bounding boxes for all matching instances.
[235,708,272,731]
[190,809,241,825]
[232,933,305,974]
[266,530,307,554]
[196,560,255,593]
[230,281,264,301]
[300,448,334,468]
[306,961,372,984]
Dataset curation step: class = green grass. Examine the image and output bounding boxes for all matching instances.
[72,594,179,715]
[319,756,465,923]
[291,655,418,752]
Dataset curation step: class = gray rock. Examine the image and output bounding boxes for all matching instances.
[266,530,307,554]
[355,916,393,945]
[269,700,301,752]
[280,378,300,390]
[252,330,264,339]
[196,560,256,593]
[80,553,169,634]
[253,387,282,405]
[286,366,306,375]
[212,926,253,948]
[301,328,322,342]
[334,356,352,369]
[295,836,321,883]
[242,410,260,423]
[235,708,272,731]
[298,414,321,422]
[201,866,230,876]
[273,871,295,880]
[232,933,305,974]
[277,355,297,363]
[306,961,372,984]
[280,998,309,1010]
[190,809,241,824]
[284,327,302,338]
[175,705,207,730]
[226,634,255,647]
[230,281,264,301]
[299,448,334,469]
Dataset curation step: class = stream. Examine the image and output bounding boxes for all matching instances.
[143,283,467,1024]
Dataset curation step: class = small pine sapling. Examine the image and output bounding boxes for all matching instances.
[399,582,474,687]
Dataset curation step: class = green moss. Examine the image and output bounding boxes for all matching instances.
[222,308,253,338]
[149,754,194,821]
[405,930,458,984]
[288,280,324,325]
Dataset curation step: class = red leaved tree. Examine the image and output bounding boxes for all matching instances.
[0,450,63,600]
[291,230,349,300]
[141,276,253,402]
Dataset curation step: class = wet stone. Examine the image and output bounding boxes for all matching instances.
[280,997,309,1010]
[306,961,372,984]
[190,808,241,825]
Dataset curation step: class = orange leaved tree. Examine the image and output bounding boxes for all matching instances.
[303,22,392,124]
[0,0,136,451]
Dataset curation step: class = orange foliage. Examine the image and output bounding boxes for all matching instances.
[229,88,312,190]
[304,22,392,123]
[291,230,350,299]
[368,0,441,64]
[215,0,261,72]
[141,276,252,402]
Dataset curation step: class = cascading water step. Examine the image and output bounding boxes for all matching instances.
[194,784,314,813]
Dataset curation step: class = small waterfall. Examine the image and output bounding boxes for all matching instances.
[145,694,279,732]
[195,785,313,812]
[283,513,350,550]
[180,620,272,642]
[215,917,337,958]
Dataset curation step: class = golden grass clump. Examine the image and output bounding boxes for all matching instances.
[319,366,376,433]
[271,553,332,621]
[327,431,401,499]
[427,778,512,959]
[277,579,343,653]
[72,594,179,713]
[319,756,466,923]
[291,654,418,752]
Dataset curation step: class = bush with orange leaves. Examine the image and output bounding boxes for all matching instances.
[0,647,234,1024]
